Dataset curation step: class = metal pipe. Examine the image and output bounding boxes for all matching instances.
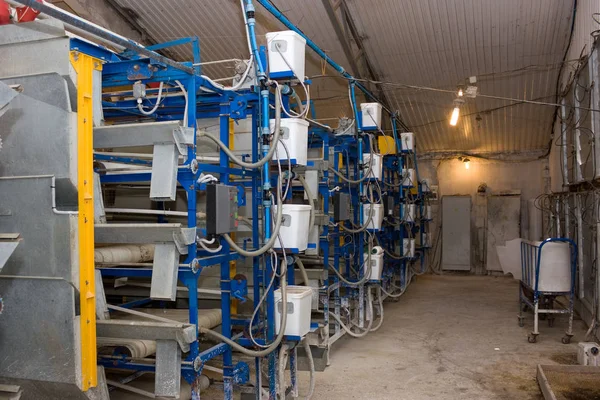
[576,194,585,299]
[305,116,333,132]
[573,79,584,182]
[590,47,600,179]
[255,0,409,130]
[560,99,569,187]
[105,207,206,218]
[5,0,127,52]
[12,0,194,75]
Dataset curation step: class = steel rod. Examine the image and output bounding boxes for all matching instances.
[12,0,194,74]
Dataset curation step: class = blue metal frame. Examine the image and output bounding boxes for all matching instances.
[62,0,434,396]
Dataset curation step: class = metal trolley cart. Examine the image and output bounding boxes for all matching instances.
[518,238,577,344]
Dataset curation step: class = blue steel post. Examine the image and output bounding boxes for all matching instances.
[350,81,366,327]
[321,135,331,338]
[333,146,341,335]
[219,107,234,399]
[182,74,201,377]
[250,106,263,398]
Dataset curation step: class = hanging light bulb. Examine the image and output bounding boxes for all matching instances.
[450,107,460,126]
[463,158,470,169]
[449,96,465,127]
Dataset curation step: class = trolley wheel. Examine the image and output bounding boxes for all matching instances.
[528,334,538,343]
[561,336,572,344]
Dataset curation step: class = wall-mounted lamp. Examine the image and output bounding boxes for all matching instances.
[458,156,471,170]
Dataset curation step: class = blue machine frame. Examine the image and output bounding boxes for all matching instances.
[13,0,434,397]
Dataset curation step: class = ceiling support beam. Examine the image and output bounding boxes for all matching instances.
[338,1,392,113]
[322,0,408,130]
[321,0,361,78]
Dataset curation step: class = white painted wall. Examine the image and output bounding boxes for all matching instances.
[419,157,545,272]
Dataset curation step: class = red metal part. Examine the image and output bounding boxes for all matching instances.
[0,1,11,26]
[16,0,41,23]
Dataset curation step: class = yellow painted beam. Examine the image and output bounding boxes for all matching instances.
[70,51,100,391]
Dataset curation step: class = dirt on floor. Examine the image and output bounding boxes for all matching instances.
[112,275,591,399]
[303,275,589,400]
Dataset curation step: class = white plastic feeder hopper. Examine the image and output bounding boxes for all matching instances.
[400,132,415,152]
[273,204,311,251]
[362,203,384,230]
[360,102,383,130]
[363,152,382,180]
[266,31,306,80]
[274,285,313,336]
[270,118,309,165]
[363,246,384,281]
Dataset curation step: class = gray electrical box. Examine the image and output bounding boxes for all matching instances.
[383,195,395,217]
[333,192,351,221]
[206,184,238,235]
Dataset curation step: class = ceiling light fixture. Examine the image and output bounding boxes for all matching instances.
[449,91,465,126]
[458,156,471,169]
[450,106,460,126]
[450,87,466,126]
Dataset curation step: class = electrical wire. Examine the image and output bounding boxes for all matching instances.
[200,84,282,169]
[200,257,288,357]
[136,81,164,115]
[302,338,315,399]
[298,174,316,229]
[223,190,283,257]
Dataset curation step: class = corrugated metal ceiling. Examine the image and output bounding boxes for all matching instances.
[111,0,575,154]
[344,0,574,153]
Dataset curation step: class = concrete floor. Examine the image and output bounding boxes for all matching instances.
[302,275,587,400]
[113,275,588,399]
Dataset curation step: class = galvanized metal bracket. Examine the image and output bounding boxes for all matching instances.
[173,227,196,255]
[155,340,182,398]
[172,126,195,155]
[150,244,179,301]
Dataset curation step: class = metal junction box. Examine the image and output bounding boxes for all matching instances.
[206,184,238,235]
[333,192,351,222]
[383,195,395,217]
